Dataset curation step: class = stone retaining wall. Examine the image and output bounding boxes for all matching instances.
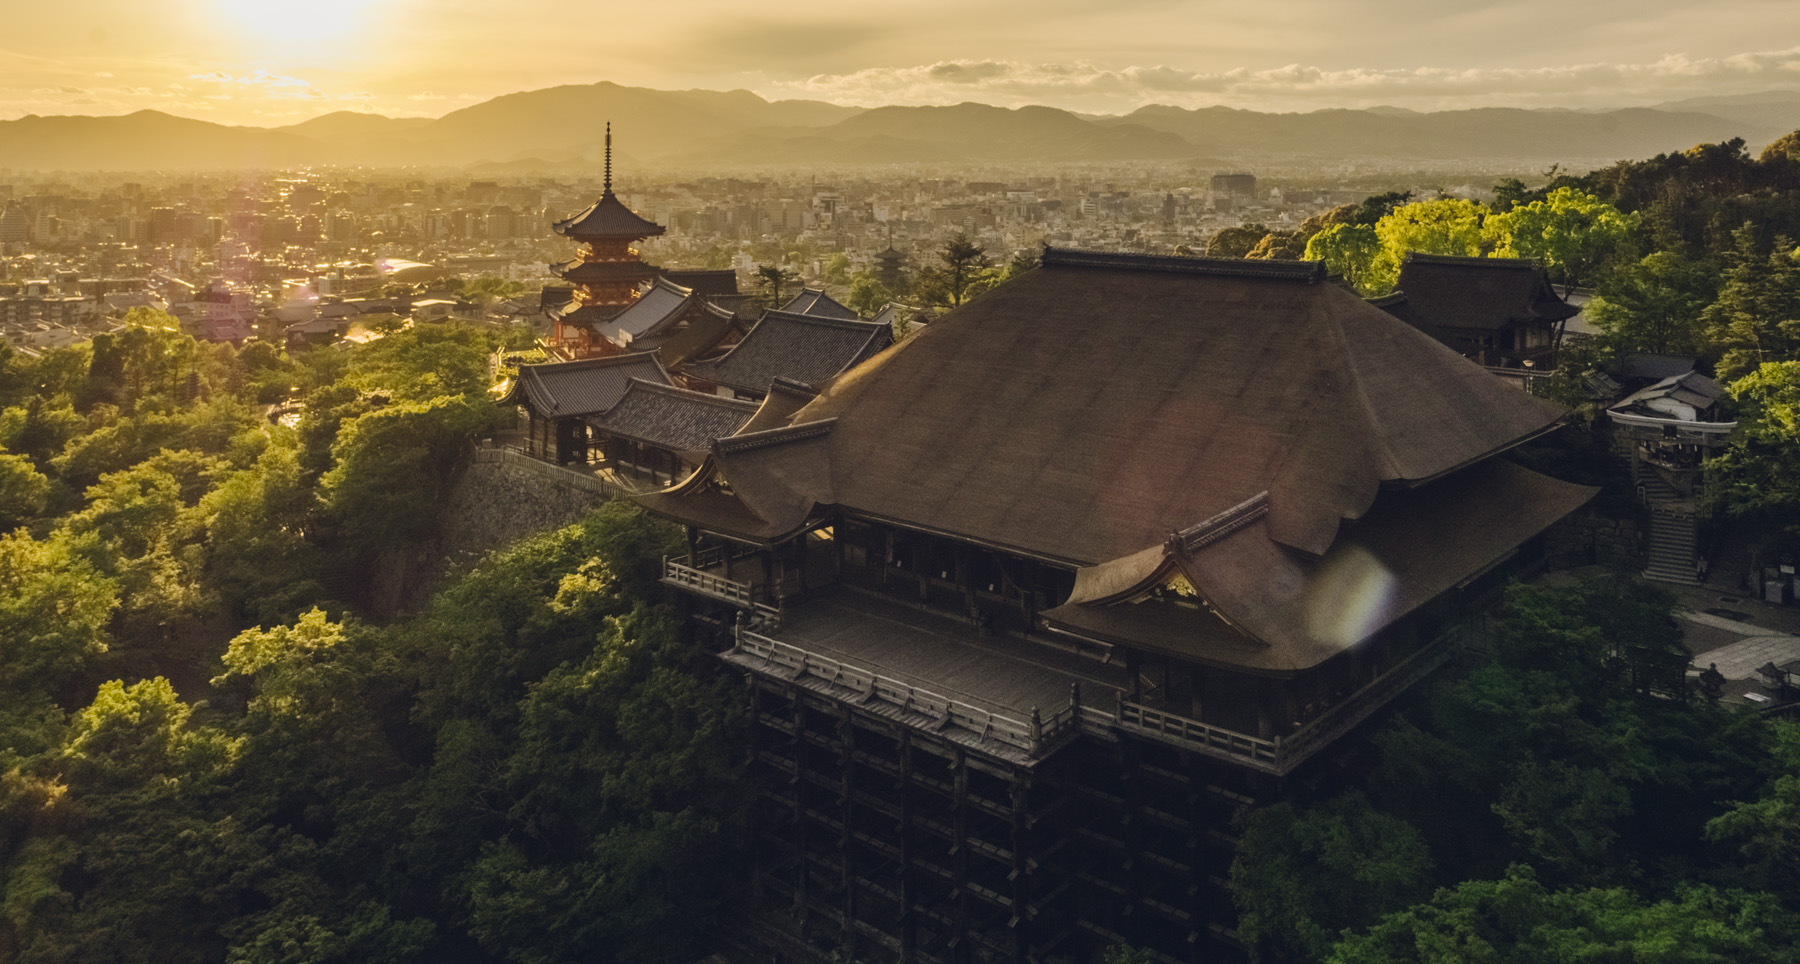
[1545,506,1645,571]
[438,447,623,562]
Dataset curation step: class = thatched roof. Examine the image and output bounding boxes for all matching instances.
[786,247,1569,563]
[639,247,1590,660]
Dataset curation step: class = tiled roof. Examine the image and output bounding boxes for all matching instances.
[685,310,892,397]
[505,352,670,418]
[596,278,695,343]
[551,191,665,241]
[779,288,860,320]
[588,379,757,453]
[1388,253,1579,332]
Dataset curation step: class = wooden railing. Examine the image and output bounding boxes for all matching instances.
[726,614,1462,772]
[1270,627,1461,768]
[1098,625,1464,773]
[1116,700,1281,767]
[662,557,784,625]
[732,624,1078,756]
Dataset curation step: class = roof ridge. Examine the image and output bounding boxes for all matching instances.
[1167,492,1270,556]
[618,377,759,409]
[1404,252,1539,270]
[715,418,837,454]
[758,309,885,330]
[1042,245,1325,283]
[519,350,663,373]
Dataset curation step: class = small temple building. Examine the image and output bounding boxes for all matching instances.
[640,248,1596,964]
[1373,252,1579,370]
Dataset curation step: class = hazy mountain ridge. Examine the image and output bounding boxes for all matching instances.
[1,82,1796,171]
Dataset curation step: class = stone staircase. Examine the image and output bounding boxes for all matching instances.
[1640,474,1699,585]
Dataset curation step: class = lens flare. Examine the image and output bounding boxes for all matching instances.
[1303,545,1399,648]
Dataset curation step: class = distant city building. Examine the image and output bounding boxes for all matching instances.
[1210,172,1257,199]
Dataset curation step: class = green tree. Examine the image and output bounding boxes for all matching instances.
[1587,250,1719,357]
[1707,361,1800,557]
[1702,233,1800,381]
[1305,223,1383,294]
[913,233,995,308]
[822,252,852,284]
[1707,719,1800,904]
[318,394,500,551]
[1329,868,1800,964]
[1231,793,1434,963]
[753,263,797,308]
[1208,223,1269,258]
[1369,198,1489,293]
[846,273,895,317]
[0,451,50,530]
[0,530,114,702]
[1763,130,1800,165]
[1485,187,1637,294]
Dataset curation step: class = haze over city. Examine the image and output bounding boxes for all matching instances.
[5,0,1800,123]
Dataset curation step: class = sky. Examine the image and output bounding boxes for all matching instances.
[3,0,1799,125]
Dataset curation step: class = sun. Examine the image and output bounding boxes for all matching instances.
[214,0,380,45]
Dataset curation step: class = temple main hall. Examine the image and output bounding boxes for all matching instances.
[634,248,1596,964]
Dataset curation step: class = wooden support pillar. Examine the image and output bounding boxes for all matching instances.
[953,747,971,964]
[1118,739,1142,925]
[899,729,917,964]
[762,550,775,605]
[837,707,857,959]
[747,678,766,902]
[685,526,697,567]
[1010,775,1032,964]
[792,687,808,921]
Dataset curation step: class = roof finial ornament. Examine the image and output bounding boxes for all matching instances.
[604,121,613,195]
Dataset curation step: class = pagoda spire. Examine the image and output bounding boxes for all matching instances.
[604,121,613,195]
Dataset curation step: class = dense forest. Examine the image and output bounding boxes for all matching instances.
[5,132,1800,964]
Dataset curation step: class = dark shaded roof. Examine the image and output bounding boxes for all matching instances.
[684,310,893,397]
[550,258,662,285]
[544,301,624,326]
[737,378,821,435]
[1045,246,1328,281]
[657,302,744,370]
[587,378,756,455]
[1388,253,1579,332]
[649,247,1566,558]
[663,269,739,298]
[551,191,665,241]
[1044,459,1595,674]
[637,420,838,544]
[596,278,695,344]
[1620,352,1698,381]
[539,285,573,309]
[503,352,670,418]
[779,287,860,320]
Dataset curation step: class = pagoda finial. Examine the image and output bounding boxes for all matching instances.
[604,122,613,195]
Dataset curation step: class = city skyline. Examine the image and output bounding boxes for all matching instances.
[2,0,1799,125]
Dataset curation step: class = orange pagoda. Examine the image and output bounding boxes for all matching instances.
[545,124,666,358]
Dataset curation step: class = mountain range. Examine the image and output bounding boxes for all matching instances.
[2,82,1797,172]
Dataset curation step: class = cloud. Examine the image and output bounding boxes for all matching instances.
[187,70,327,101]
[761,46,1800,112]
